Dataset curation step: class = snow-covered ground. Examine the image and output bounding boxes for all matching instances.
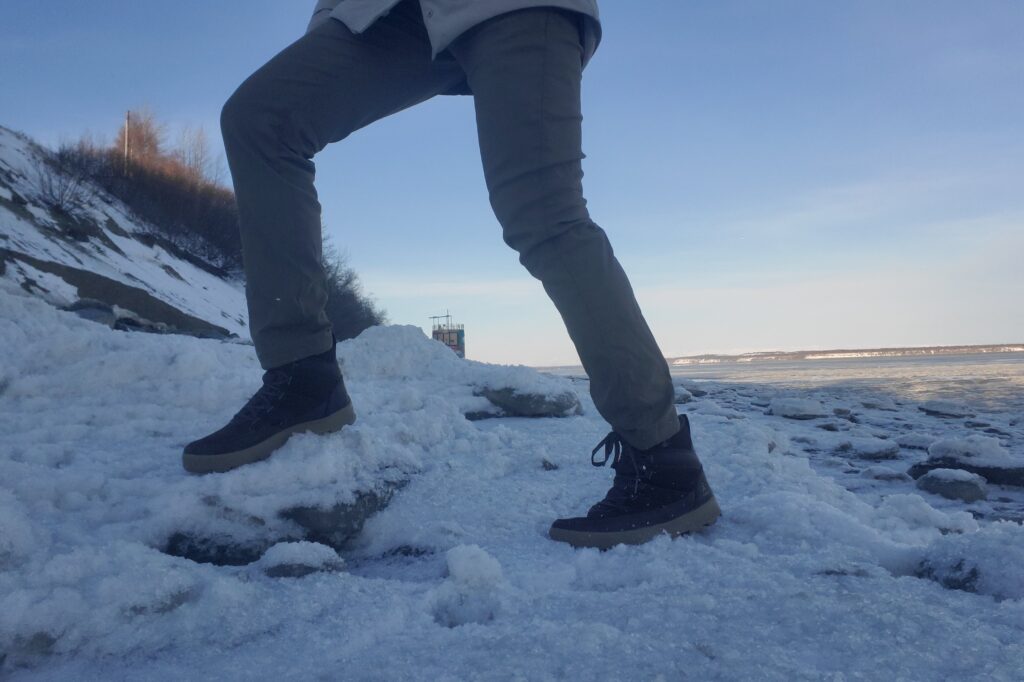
[0,126,248,338]
[2,286,1023,680]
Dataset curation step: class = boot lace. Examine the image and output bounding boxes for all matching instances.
[590,431,644,512]
[235,370,291,425]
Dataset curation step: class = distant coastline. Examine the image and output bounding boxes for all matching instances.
[666,343,1024,366]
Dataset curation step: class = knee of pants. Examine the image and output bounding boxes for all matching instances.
[221,78,316,161]
[492,183,594,264]
[508,214,610,279]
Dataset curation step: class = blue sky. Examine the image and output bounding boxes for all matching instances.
[3,1,1022,365]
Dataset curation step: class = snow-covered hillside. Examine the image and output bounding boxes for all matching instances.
[0,125,247,339]
[1,285,1022,680]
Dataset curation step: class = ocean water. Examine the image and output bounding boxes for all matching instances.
[548,352,1024,416]
[668,352,1024,416]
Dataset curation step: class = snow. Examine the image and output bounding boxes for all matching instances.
[925,468,988,483]
[1,285,1023,678]
[919,522,1024,600]
[254,541,344,577]
[0,126,249,339]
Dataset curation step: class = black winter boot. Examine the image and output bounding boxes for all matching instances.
[182,343,355,474]
[549,414,720,549]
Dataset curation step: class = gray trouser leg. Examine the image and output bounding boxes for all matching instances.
[220,3,463,369]
[449,9,679,449]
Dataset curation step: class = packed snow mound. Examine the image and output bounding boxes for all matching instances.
[338,324,581,418]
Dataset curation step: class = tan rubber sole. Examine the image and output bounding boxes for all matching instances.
[548,496,722,550]
[182,402,356,475]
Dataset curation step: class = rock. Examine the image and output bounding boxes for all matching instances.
[909,458,1024,488]
[921,437,1022,485]
[908,436,1024,486]
[164,483,404,566]
[477,387,581,418]
[163,532,266,566]
[817,422,841,432]
[768,397,828,420]
[918,400,974,418]
[280,483,405,550]
[65,298,117,327]
[541,459,559,471]
[836,436,900,460]
[833,408,851,417]
[6,248,235,340]
[916,469,988,502]
[673,387,693,404]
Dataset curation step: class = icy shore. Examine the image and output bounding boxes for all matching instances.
[1,286,1022,680]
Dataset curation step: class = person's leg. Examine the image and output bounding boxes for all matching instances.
[449,8,720,548]
[185,1,465,473]
[447,9,678,450]
[221,0,465,369]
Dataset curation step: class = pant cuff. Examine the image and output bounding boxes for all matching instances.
[618,405,681,451]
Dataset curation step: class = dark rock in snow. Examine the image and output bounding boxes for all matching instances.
[917,559,980,595]
[163,483,405,566]
[909,458,1024,488]
[65,298,117,328]
[477,387,581,418]
[281,483,405,550]
[164,532,267,566]
[915,469,988,503]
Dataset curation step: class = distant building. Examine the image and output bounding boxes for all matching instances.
[430,311,465,358]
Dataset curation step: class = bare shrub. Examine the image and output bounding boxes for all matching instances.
[322,237,386,340]
[32,143,95,214]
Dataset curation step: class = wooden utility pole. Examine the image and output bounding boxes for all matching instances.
[123,110,131,175]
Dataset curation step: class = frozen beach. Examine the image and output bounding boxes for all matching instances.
[2,287,1023,680]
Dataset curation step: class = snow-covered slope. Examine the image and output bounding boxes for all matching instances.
[0,125,247,339]
[1,285,1022,679]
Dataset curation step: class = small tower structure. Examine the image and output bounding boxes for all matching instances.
[430,311,465,358]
